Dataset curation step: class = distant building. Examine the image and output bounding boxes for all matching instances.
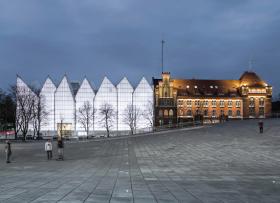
[16,75,153,137]
[153,71,272,126]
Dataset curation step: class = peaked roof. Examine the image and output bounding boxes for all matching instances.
[117,77,133,89]
[75,77,95,97]
[135,77,153,91]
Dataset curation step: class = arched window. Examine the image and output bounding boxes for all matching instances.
[204,110,208,116]
[169,109,174,117]
[159,110,163,117]
[164,109,169,117]
[237,110,241,117]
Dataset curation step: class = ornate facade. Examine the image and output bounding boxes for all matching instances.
[153,71,272,126]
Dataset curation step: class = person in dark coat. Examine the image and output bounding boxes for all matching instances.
[5,140,12,163]
[57,138,64,160]
[258,120,264,133]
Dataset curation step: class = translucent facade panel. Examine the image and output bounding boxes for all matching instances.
[54,76,75,131]
[40,78,56,132]
[117,77,134,131]
[75,78,95,132]
[133,77,154,129]
[94,77,117,131]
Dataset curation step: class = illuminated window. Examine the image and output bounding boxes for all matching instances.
[212,100,216,107]
[236,100,241,108]
[164,109,169,117]
[249,98,255,107]
[169,109,174,117]
[228,100,233,107]
[259,98,265,107]
[220,100,225,107]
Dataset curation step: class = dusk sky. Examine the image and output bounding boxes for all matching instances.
[0,0,279,97]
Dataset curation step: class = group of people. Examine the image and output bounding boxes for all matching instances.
[44,138,64,160]
[4,137,65,163]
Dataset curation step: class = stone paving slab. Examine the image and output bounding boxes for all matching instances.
[0,119,280,202]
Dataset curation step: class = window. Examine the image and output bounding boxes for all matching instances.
[196,109,200,115]
[203,100,208,107]
[179,109,183,116]
[195,100,200,107]
[178,100,183,106]
[187,110,192,116]
[249,107,255,116]
[220,110,224,116]
[220,100,225,107]
[228,110,232,117]
[259,98,265,107]
[164,92,167,97]
[237,110,241,117]
[187,100,192,106]
[212,100,216,107]
[204,110,208,116]
[164,109,169,117]
[159,110,163,117]
[228,100,233,107]
[249,98,255,107]
[169,109,174,117]
[212,110,216,117]
[236,100,241,108]
[259,107,264,116]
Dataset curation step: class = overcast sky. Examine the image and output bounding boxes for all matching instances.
[0,0,279,96]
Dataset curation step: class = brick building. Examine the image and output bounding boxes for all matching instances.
[153,71,272,126]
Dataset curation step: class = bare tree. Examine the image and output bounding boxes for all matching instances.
[123,104,141,135]
[77,101,96,138]
[31,89,49,139]
[99,103,115,137]
[142,100,154,130]
[13,85,37,140]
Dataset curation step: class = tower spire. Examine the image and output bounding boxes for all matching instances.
[161,39,165,73]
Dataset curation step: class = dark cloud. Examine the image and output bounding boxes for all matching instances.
[0,0,279,96]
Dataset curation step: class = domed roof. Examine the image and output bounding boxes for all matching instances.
[239,71,266,87]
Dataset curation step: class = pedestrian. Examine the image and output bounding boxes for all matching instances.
[45,139,53,160]
[258,120,264,133]
[5,140,12,163]
[57,138,64,160]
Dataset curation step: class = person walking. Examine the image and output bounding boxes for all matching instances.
[57,138,64,160]
[5,140,12,163]
[258,120,264,133]
[45,139,53,160]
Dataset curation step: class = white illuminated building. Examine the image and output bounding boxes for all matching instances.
[16,75,154,137]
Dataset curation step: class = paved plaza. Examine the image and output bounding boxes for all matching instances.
[1,119,280,203]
